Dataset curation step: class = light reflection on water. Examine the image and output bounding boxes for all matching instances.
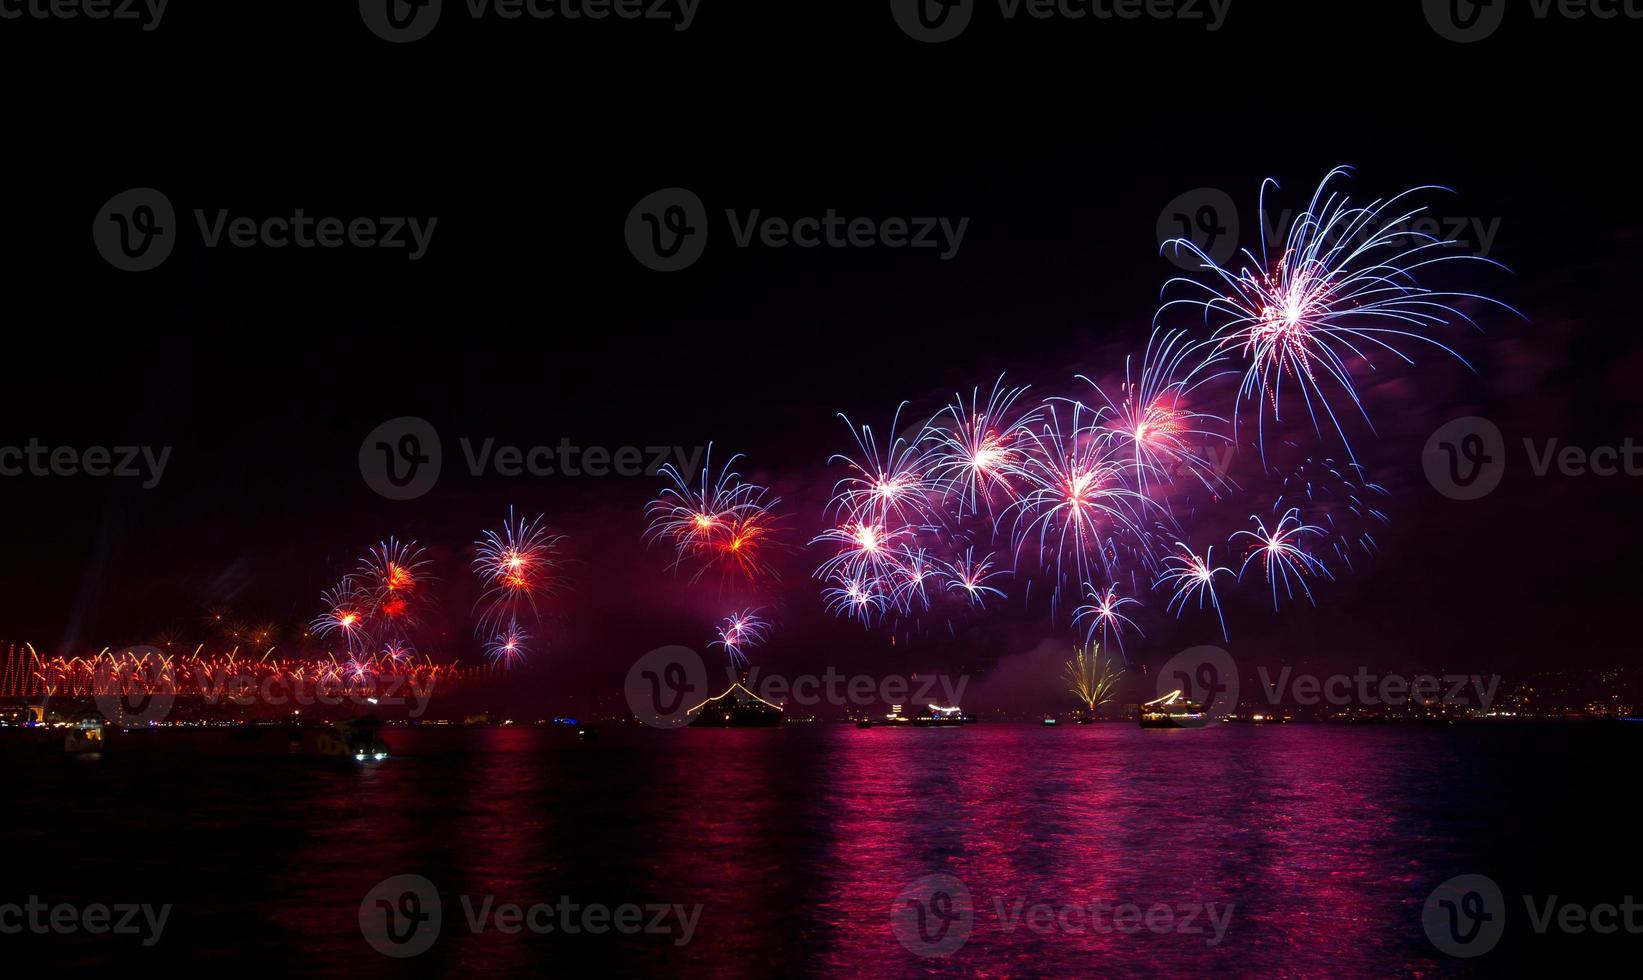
[4,723,1634,976]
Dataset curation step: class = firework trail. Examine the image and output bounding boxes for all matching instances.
[1274,457,1390,573]
[1159,168,1520,462]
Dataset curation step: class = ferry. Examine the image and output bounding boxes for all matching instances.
[1139,690,1209,729]
[867,704,970,727]
[687,682,784,727]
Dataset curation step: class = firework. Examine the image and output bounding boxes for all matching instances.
[1160,167,1519,460]
[1232,509,1332,609]
[1003,400,1154,611]
[812,520,915,583]
[826,405,939,529]
[1158,543,1235,641]
[713,506,787,583]
[485,618,531,667]
[644,443,761,559]
[887,545,939,614]
[1083,328,1231,493]
[379,639,413,665]
[1274,457,1390,572]
[938,547,1009,608]
[310,582,372,652]
[709,609,770,667]
[356,537,432,635]
[644,443,785,583]
[473,507,566,658]
[1073,583,1143,654]
[923,376,1038,518]
[1064,643,1124,715]
[821,569,889,627]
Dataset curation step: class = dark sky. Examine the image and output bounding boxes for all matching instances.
[4,3,1640,710]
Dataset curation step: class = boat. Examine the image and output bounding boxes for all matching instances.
[1042,717,1059,726]
[314,717,390,761]
[687,682,784,727]
[63,716,105,755]
[868,704,970,727]
[1139,690,1209,728]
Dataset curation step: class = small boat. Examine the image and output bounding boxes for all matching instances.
[314,717,390,762]
[1042,717,1059,726]
[64,716,106,755]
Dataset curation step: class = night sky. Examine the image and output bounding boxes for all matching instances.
[4,3,1640,712]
